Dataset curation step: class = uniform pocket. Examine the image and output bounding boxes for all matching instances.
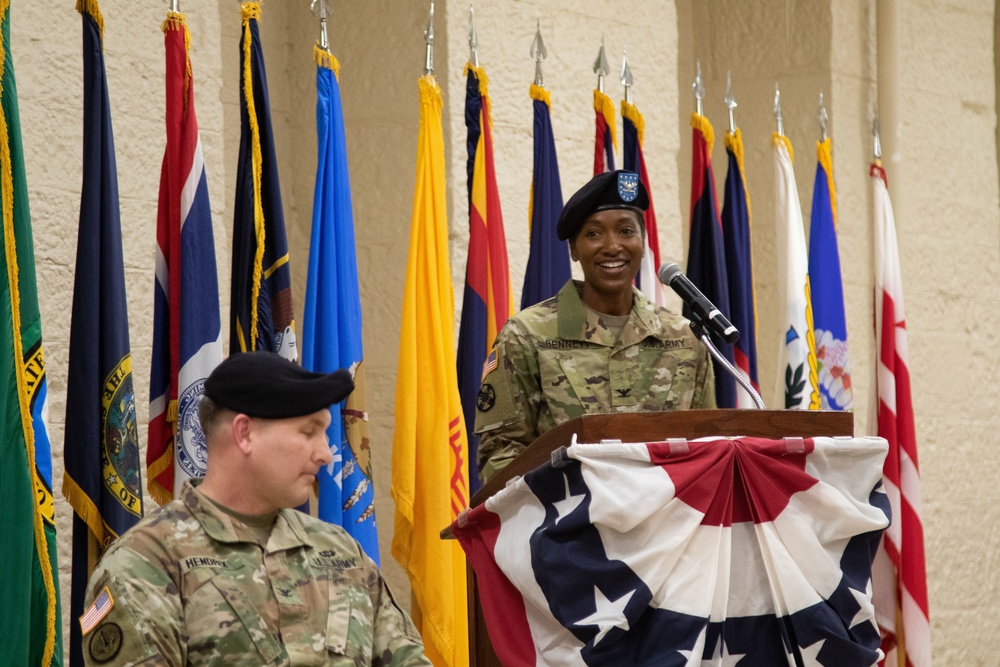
[204,575,283,664]
[325,571,375,664]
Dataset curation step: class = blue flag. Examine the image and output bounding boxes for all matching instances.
[808,139,853,410]
[721,129,760,408]
[231,3,296,361]
[687,114,736,407]
[63,3,144,664]
[520,84,569,309]
[302,47,379,563]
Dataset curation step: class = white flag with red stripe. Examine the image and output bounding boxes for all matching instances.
[870,163,931,666]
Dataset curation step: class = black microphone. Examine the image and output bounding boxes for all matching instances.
[657,262,739,345]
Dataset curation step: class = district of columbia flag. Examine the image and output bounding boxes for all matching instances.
[64,2,144,663]
[0,0,63,660]
[808,137,853,411]
[302,45,379,562]
[773,133,820,410]
[721,127,760,408]
[686,113,736,407]
[593,88,616,174]
[230,2,297,361]
[870,162,930,667]
[521,83,570,309]
[391,74,469,667]
[148,10,223,505]
[621,100,665,306]
[457,64,512,494]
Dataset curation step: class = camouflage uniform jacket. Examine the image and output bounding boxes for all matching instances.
[81,481,430,667]
[474,280,715,482]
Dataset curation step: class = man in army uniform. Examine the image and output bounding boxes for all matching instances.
[475,170,716,483]
[80,351,431,666]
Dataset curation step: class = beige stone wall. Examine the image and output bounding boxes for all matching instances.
[11,1,1000,663]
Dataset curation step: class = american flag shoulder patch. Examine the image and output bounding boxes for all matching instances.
[481,350,498,382]
[80,586,115,635]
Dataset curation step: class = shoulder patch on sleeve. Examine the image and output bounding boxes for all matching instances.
[80,586,115,636]
[88,622,123,663]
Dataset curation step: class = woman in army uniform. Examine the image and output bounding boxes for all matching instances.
[474,170,716,484]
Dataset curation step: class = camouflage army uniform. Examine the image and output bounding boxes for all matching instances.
[475,280,715,483]
[81,481,430,667]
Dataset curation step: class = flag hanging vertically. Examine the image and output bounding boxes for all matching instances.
[621,99,665,306]
[302,45,379,563]
[63,2,144,664]
[147,11,224,505]
[808,138,853,411]
[773,133,820,410]
[686,113,736,408]
[230,2,296,361]
[391,74,469,667]
[457,64,512,494]
[593,88,616,174]
[521,84,569,309]
[0,0,63,661]
[721,127,760,408]
[870,162,930,667]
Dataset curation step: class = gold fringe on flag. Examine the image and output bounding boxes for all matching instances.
[621,100,645,146]
[772,131,794,163]
[0,2,58,661]
[241,1,266,350]
[593,89,617,149]
[529,83,550,108]
[691,111,715,155]
[817,137,838,230]
[313,44,341,80]
[724,127,757,334]
[76,0,105,42]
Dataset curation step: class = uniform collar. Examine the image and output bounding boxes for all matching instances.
[181,480,311,551]
[556,279,664,347]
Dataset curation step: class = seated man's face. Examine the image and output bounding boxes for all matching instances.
[246,408,333,511]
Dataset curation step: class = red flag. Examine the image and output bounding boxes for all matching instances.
[870,163,930,667]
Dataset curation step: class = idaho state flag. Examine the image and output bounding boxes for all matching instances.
[593,89,616,174]
[621,100,665,306]
[391,75,469,667]
[230,2,296,360]
[808,138,852,411]
[721,128,760,408]
[147,11,223,504]
[686,113,736,407]
[453,437,890,666]
[521,83,569,308]
[63,2,144,664]
[302,45,379,562]
[458,64,512,493]
[0,0,63,660]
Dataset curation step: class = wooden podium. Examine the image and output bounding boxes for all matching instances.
[452,409,854,667]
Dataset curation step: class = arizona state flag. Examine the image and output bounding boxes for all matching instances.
[230,2,296,360]
[0,0,63,661]
[63,2,144,663]
[808,138,853,411]
[621,100,665,306]
[520,84,569,308]
[457,64,512,493]
[721,128,760,408]
[391,75,469,667]
[302,45,379,562]
[147,11,223,504]
[593,89,616,174]
[773,133,820,410]
[686,113,736,407]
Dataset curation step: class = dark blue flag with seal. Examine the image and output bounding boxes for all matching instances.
[63,2,144,664]
[230,2,297,361]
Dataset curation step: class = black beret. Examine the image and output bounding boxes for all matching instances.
[556,170,649,240]
[204,351,354,419]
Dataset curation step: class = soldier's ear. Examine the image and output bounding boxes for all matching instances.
[232,414,254,455]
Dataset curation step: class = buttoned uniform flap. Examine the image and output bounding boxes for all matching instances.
[325,566,376,664]
[208,575,283,664]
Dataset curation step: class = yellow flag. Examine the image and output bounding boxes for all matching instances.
[391,75,470,667]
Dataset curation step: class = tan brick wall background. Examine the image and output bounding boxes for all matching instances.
[12,1,999,663]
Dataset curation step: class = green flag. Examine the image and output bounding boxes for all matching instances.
[0,0,63,664]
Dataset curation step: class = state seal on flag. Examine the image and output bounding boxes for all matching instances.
[101,356,142,526]
[177,379,209,478]
[617,171,639,202]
